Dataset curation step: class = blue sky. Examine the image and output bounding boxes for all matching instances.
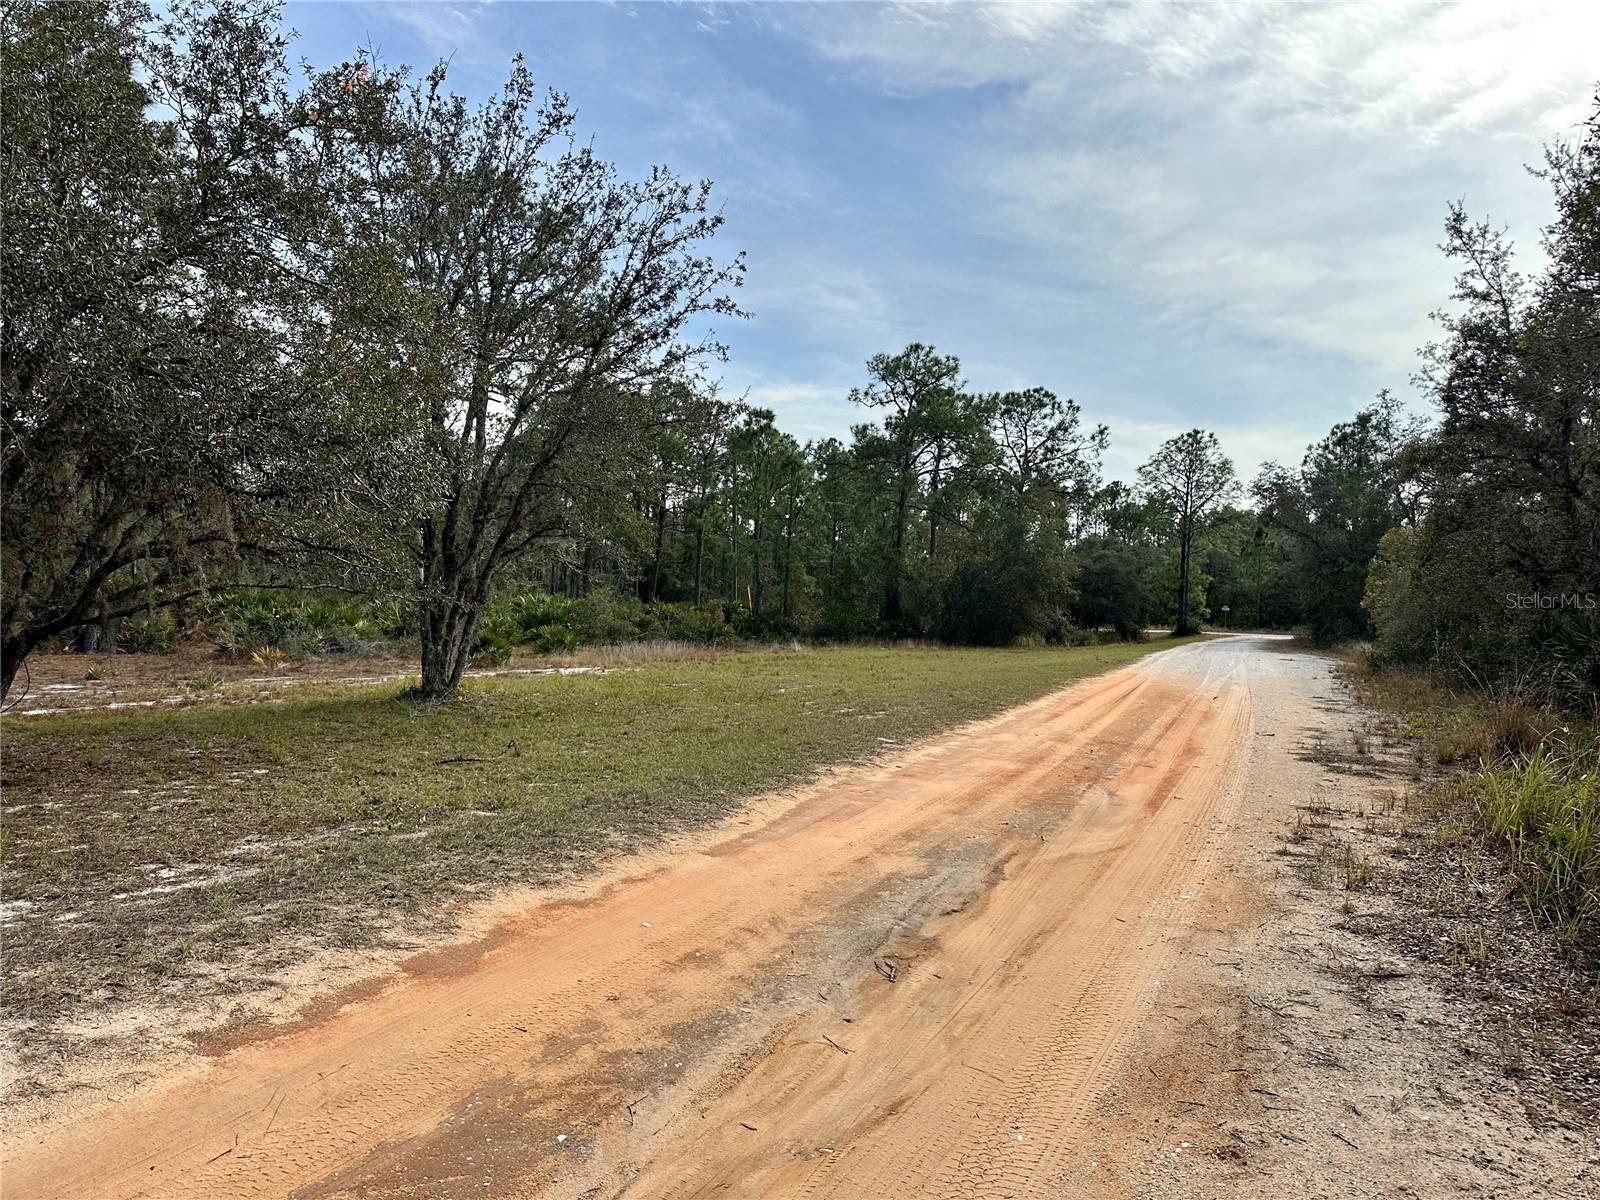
[284,1,1597,482]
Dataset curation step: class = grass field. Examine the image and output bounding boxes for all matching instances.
[2,639,1189,1035]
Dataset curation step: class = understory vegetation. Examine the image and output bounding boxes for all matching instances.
[1348,660,1599,960]
[1477,739,1599,942]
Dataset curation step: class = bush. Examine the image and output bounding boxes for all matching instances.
[572,591,648,644]
[477,590,740,654]
[1350,657,1598,955]
[370,598,417,641]
[1366,527,1600,712]
[478,592,583,654]
[117,611,177,654]
[1071,540,1153,640]
[651,601,735,644]
[211,590,396,659]
[470,630,513,667]
[249,644,287,671]
[938,523,1075,647]
[1435,699,1561,766]
[1057,627,1100,647]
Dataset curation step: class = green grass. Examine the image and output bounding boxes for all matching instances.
[1477,737,1600,943]
[1,640,1189,1024]
[1343,655,1599,957]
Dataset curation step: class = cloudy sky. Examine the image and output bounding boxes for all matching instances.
[288,1,1596,481]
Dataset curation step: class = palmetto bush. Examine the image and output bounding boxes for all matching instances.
[477,592,582,656]
[213,591,395,659]
[474,592,738,661]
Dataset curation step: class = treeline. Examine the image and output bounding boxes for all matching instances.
[3,2,1595,709]
[517,385,1422,655]
[1363,122,1600,711]
[518,349,1236,648]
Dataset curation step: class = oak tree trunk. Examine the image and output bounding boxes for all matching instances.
[417,589,481,700]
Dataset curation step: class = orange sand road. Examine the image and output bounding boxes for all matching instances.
[6,641,1252,1199]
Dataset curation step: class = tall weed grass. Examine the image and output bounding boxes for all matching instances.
[1346,655,1598,955]
[1476,732,1599,945]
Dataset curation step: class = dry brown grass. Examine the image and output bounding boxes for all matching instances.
[542,639,782,667]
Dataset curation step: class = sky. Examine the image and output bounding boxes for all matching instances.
[284,0,1598,482]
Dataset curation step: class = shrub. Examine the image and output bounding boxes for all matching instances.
[1366,528,1600,712]
[470,630,513,667]
[652,601,734,645]
[213,590,396,659]
[478,592,583,653]
[249,645,287,671]
[572,591,649,644]
[1071,539,1153,640]
[938,539,1074,647]
[117,611,177,654]
[371,598,417,642]
[1486,700,1559,761]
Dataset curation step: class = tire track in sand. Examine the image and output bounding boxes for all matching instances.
[628,675,1249,1199]
[4,644,1249,1200]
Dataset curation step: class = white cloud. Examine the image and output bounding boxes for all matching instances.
[334,0,1593,482]
[787,0,1597,377]
[1101,416,1334,493]
[371,1,498,60]
[741,252,900,348]
[735,378,854,442]
[805,1,1595,143]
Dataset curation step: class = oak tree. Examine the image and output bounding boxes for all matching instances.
[308,55,744,697]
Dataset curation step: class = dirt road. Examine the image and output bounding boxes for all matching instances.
[11,636,1585,1198]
